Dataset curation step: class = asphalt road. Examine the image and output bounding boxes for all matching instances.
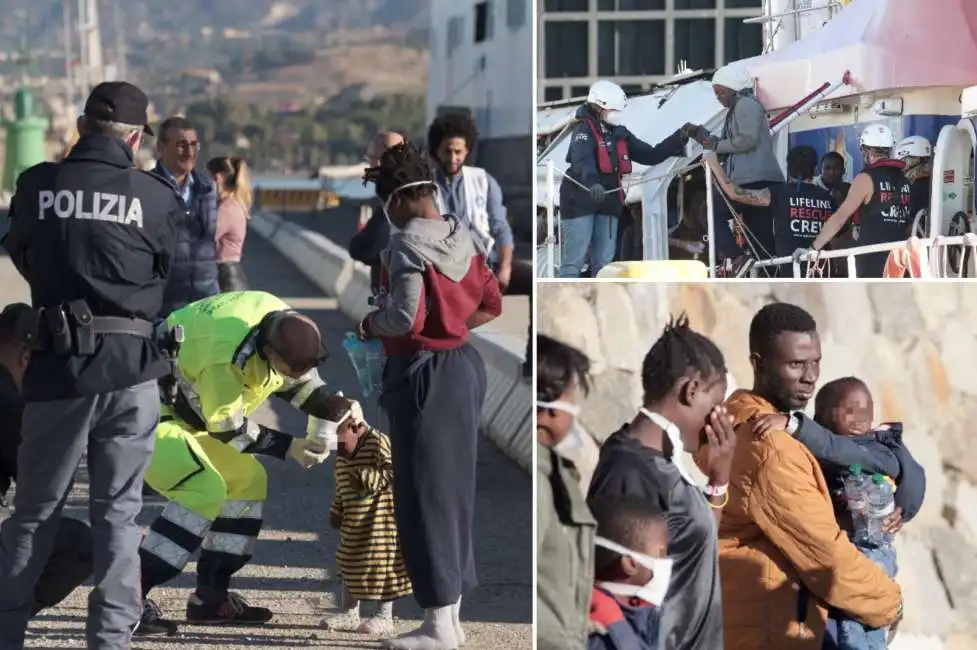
[0,217,532,649]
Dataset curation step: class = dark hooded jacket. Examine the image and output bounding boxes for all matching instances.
[152,164,219,316]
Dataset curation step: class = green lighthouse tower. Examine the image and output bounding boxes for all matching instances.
[2,40,49,193]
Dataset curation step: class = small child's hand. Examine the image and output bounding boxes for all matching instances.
[329,511,342,529]
[750,413,789,439]
[882,506,904,534]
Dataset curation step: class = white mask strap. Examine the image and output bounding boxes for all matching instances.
[537,400,582,416]
[638,408,699,486]
[595,536,674,607]
[594,536,659,568]
[381,180,437,213]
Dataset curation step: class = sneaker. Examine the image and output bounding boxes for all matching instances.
[133,599,178,636]
[185,592,273,625]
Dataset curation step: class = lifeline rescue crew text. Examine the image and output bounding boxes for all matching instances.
[788,195,833,234]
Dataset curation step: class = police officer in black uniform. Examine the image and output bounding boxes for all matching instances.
[0,81,179,650]
[702,145,837,277]
[804,124,912,278]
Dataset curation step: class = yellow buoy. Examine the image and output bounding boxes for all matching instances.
[595,260,709,280]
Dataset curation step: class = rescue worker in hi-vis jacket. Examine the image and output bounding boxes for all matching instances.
[135,290,364,637]
[558,80,696,278]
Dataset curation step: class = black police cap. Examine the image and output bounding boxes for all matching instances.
[84,81,154,136]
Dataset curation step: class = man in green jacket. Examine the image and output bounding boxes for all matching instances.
[536,334,596,650]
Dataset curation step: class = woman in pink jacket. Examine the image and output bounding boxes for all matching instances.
[207,156,252,291]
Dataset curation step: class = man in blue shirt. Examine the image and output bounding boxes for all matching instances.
[427,114,532,377]
[427,114,515,289]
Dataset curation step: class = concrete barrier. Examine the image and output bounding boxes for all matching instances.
[251,211,533,474]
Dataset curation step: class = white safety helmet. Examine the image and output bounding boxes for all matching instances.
[711,64,754,92]
[587,80,628,113]
[893,135,933,160]
[859,124,895,149]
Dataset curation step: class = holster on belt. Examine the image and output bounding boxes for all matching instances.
[66,299,95,355]
[156,322,185,406]
[28,301,155,356]
[44,306,72,355]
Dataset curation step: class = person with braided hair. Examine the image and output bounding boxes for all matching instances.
[357,141,503,650]
[588,314,736,650]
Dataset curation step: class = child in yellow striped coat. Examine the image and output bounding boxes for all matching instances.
[323,419,411,635]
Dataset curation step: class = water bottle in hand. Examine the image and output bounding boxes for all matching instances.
[844,464,871,542]
[363,339,385,395]
[865,473,896,546]
[342,332,375,396]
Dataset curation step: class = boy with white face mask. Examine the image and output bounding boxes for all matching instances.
[537,334,598,650]
[588,497,671,650]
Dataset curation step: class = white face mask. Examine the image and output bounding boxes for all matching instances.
[538,400,587,460]
[638,408,699,486]
[380,180,437,234]
[603,110,622,126]
[595,536,673,607]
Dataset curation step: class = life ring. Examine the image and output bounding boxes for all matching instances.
[883,246,922,278]
[910,208,928,239]
[946,211,972,276]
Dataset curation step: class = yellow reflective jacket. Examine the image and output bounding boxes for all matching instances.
[167,291,291,433]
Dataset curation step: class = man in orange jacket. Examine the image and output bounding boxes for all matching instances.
[708,302,904,650]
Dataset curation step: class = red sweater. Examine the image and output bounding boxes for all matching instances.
[365,254,502,356]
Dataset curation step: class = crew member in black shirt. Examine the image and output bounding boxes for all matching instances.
[587,315,736,650]
[0,81,179,649]
[0,304,93,616]
[893,135,933,235]
[805,124,912,278]
[703,146,837,277]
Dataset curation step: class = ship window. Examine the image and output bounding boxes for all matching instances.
[674,19,716,71]
[599,20,665,77]
[507,0,526,28]
[723,0,762,7]
[447,16,464,56]
[724,17,762,62]
[597,0,665,10]
[475,2,491,43]
[543,0,588,10]
[673,0,715,8]
[570,85,590,99]
[545,21,589,78]
[543,87,565,102]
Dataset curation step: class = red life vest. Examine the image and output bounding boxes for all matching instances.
[583,117,632,201]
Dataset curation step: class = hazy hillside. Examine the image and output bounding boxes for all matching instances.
[0,0,429,42]
[0,0,431,108]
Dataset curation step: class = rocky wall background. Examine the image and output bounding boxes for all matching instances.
[538,281,977,650]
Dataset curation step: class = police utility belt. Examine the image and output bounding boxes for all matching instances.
[18,300,158,356]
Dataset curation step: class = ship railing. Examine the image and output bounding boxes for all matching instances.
[747,234,977,279]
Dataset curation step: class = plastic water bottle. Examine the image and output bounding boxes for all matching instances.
[341,332,385,397]
[363,339,385,395]
[865,473,896,546]
[843,464,871,542]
